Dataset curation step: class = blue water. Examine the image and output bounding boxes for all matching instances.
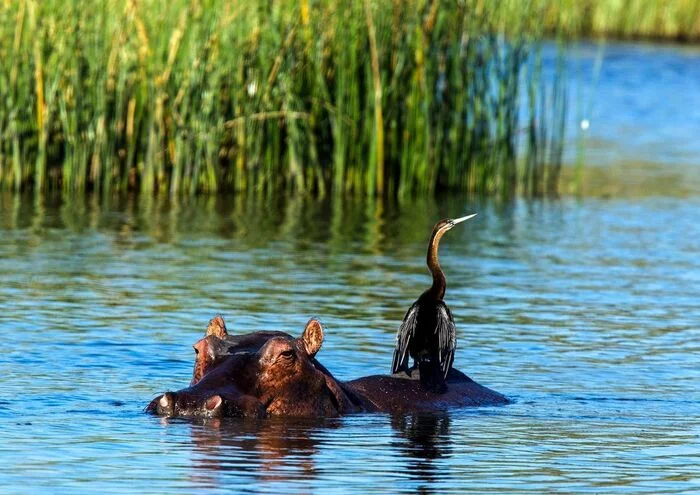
[566,41,700,167]
[541,41,700,195]
[1,190,699,493]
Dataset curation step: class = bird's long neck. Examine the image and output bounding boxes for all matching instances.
[426,228,447,300]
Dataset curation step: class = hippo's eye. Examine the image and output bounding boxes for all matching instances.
[280,349,295,359]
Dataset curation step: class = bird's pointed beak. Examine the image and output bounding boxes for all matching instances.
[452,213,477,225]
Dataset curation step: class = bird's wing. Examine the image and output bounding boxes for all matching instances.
[436,302,456,379]
[391,302,420,374]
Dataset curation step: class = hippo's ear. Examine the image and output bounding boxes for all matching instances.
[206,315,228,338]
[301,318,324,357]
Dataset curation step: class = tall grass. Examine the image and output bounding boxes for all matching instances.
[0,0,566,198]
[540,0,700,41]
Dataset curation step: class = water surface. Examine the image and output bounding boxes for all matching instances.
[556,41,700,195]
[1,192,698,494]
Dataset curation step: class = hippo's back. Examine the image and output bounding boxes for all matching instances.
[347,368,509,413]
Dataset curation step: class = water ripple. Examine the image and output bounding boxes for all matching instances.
[0,193,698,493]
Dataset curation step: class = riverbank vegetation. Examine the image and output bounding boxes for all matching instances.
[0,0,573,197]
[2,1,697,198]
[541,0,700,41]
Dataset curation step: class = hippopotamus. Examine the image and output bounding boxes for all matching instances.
[146,316,509,418]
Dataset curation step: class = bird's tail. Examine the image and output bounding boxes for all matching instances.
[418,359,447,394]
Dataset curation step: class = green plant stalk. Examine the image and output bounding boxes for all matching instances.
[0,0,575,198]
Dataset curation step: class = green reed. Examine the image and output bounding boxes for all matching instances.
[540,0,700,41]
[0,0,568,198]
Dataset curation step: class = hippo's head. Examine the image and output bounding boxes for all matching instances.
[146,318,361,418]
[190,315,292,386]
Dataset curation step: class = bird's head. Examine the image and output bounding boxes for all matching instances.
[433,213,477,236]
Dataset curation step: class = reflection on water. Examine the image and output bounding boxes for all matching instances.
[185,412,454,494]
[188,417,333,487]
[0,190,699,494]
[391,413,452,493]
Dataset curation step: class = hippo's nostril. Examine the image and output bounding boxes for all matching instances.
[157,392,176,417]
[205,395,222,412]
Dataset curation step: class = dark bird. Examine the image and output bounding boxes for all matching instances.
[391,214,476,393]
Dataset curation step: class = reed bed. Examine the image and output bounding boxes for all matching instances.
[540,0,700,41]
[0,0,566,197]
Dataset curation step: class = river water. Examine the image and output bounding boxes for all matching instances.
[1,39,700,494]
[559,40,700,196]
[1,189,698,494]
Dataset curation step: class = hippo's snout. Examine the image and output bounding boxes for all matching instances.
[158,392,178,416]
[146,391,264,419]
[144,392,177,416]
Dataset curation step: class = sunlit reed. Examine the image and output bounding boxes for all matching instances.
[0,0,569,197]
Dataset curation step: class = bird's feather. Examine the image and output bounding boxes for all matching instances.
[391,302,420,374]
[436,302,456,379]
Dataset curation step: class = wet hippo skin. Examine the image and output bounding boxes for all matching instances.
[146,317,509,418]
